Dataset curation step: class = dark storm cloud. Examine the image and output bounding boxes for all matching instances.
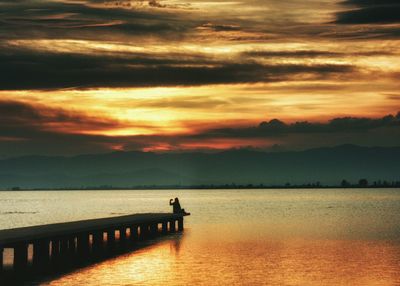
[0,129,124,157]
[191,113,400,139]
[244,50,342,58]
[336,0,400,24]
[0,45,353,90]
[86,0,171,8]
[0,100,153,156]
[341,0,399,8]
[198,23,242,32]
[0,100,133,156]
[0,100,120,134]
[0,100,398,156]
[243,50,395,58]
[0,0,191,40]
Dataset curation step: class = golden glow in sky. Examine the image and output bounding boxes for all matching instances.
[0,0,399,155]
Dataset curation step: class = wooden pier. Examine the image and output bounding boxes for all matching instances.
[0,213,188,275]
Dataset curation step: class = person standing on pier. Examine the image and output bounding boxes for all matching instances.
[169,198,188,214]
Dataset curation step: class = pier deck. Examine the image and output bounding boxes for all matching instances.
[0,213,187,246]
[0,212,189,274]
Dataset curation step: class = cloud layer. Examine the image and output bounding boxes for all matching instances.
[0,99,398,157]
[0,0,399,89]
[336,0,400,24]
[1,0,399,156]
[0,44,353,90]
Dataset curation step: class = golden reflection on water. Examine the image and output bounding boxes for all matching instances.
[44,231,400,286]
[2,189,399,285]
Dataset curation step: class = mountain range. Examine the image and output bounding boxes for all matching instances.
[0,145,399,189]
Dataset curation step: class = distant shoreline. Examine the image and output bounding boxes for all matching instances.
[3,184,400,191]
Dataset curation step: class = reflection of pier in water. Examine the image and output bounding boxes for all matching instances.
[0,213,189,283]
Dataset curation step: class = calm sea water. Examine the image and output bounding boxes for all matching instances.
[1,189,400,285]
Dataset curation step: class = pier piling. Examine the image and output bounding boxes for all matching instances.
[77,233,90,258]
[92,231,104,255]
[33,239,50,270]
[0,212,189,279]
[107,229,116,251]
[170,220,176,232]
[139,224,149,239]
[0,247,3,272]
[68,236,76,257]
[150,224,158,236]
[178,218,184,231]
[14,243,28,271]
[59,238,69,257]
[119,228,127,243]
[130,226,138,241]
[162,222,168,233]
[51,239,60,261]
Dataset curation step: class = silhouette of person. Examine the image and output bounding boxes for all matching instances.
[169,197,187,214]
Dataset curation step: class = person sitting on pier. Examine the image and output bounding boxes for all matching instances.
[169,197,189,215]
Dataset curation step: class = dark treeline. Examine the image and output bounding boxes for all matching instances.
[8,178,400,191]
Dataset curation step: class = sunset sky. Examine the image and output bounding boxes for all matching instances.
[0,0,399,156]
